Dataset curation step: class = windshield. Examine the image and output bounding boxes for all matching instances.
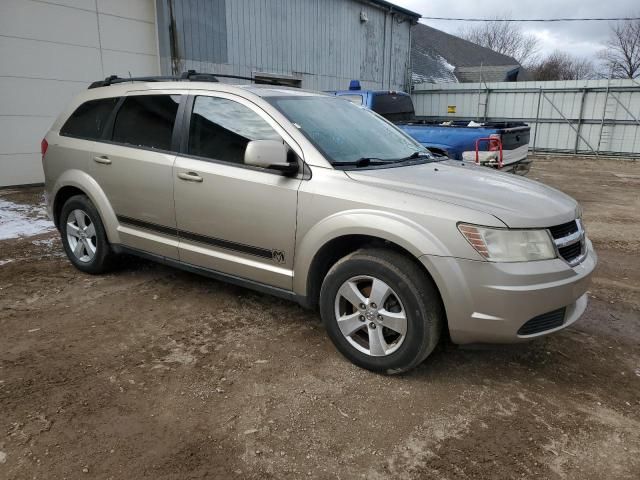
[267,96,429,166]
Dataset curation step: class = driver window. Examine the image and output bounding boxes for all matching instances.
[188,96,281,165]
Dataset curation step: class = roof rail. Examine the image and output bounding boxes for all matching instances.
[200,73,296,87]
[88,74,183,89]
[88,70,297,89]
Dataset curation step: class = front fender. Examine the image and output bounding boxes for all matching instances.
[53,169,120,244]
[293,209,450,295]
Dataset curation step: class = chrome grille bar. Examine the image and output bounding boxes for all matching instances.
[550,219,587,266]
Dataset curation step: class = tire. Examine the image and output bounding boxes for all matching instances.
[319,248,444,374]
[59,194,115,274]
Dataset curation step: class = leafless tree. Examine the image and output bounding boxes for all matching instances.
[599,17,640,78]
[530,51,597,81]
[458,17,541,66]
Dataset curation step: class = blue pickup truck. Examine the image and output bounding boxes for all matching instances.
[329,84,532,175]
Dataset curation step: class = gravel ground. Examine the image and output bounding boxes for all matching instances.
[0,156,639,479]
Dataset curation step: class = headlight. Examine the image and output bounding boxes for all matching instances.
[458,224,557,262]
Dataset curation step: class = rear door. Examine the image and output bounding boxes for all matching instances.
[54,96,121,196]
[91,92,184,259]
[173,93,302,290]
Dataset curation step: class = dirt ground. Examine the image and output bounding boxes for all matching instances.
[1,156,639,479]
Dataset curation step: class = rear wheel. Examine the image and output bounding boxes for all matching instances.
[60,195,115,274]
[320,248,444,374]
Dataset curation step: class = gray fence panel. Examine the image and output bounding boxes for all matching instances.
[411,79,640,157]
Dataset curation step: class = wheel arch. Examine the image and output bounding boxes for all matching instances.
[294,211,449,309]
[52,170,120,244]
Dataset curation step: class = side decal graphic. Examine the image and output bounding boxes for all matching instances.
[117,215,277,261]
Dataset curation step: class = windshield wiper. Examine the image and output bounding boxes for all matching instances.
[338,157,399,167]
[336,152,434,168]
[396,151,433,161]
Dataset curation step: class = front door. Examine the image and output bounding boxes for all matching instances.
[173,94,301,290]
[91,93,182,259]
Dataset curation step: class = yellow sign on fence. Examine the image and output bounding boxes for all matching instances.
[447,105,456,114]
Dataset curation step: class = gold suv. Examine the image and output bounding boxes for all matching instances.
[42,74,596,373]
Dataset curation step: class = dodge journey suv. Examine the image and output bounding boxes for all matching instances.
[42,73,597,374]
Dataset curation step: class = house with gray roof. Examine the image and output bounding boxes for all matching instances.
[411,23,527,85]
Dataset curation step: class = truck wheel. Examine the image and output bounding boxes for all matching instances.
[319,248,444,374]
[59,194,115,274]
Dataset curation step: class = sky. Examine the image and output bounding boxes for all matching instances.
[392,0,638,62]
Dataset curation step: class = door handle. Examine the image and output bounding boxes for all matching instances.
[177,171,203,183]
[93,155,112,165]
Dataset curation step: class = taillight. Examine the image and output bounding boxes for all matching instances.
[41,138,48,159]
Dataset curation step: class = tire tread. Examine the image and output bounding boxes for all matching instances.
[320,247,444,374]
[60,194,116,274]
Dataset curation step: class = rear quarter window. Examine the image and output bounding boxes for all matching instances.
[60,97,120,140]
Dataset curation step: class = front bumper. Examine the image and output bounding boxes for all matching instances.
[420,239,597,344]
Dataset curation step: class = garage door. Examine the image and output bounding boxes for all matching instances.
[0,0,160,187]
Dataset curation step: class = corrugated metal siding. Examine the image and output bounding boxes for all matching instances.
[168,0,228,65]
[412,79,640,157]
[156,0,412,91]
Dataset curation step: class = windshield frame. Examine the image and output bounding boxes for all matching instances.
[265,94,435,170]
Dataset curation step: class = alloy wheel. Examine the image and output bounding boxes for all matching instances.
[66,209,97,263]
[334,275,407,356]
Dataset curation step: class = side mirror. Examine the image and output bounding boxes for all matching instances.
[244,140,299,175]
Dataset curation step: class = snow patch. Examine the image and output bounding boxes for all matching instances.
[0,199,55,240]
[440,56,455,73]
[0,259,14,266]
[412,51,459,85]
[32,238,57,248]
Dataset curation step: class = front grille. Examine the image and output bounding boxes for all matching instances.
[547,219,585,265]
[518,308,566,336]
[548,221,578,239]
[558,242,582,263]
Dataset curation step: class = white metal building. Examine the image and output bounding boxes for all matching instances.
[0,0,418,187]
[0,0,160,187]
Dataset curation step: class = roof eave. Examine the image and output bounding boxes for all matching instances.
[362,0,421,21]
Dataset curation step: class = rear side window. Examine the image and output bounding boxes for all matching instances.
[112,95,180,151]
[60,97,119,139]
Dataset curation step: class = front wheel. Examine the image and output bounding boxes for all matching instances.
[320,248,444,374]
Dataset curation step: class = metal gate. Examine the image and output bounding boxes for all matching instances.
[411,79,640,157]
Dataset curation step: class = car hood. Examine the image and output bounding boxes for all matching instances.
[345,160,578,228]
